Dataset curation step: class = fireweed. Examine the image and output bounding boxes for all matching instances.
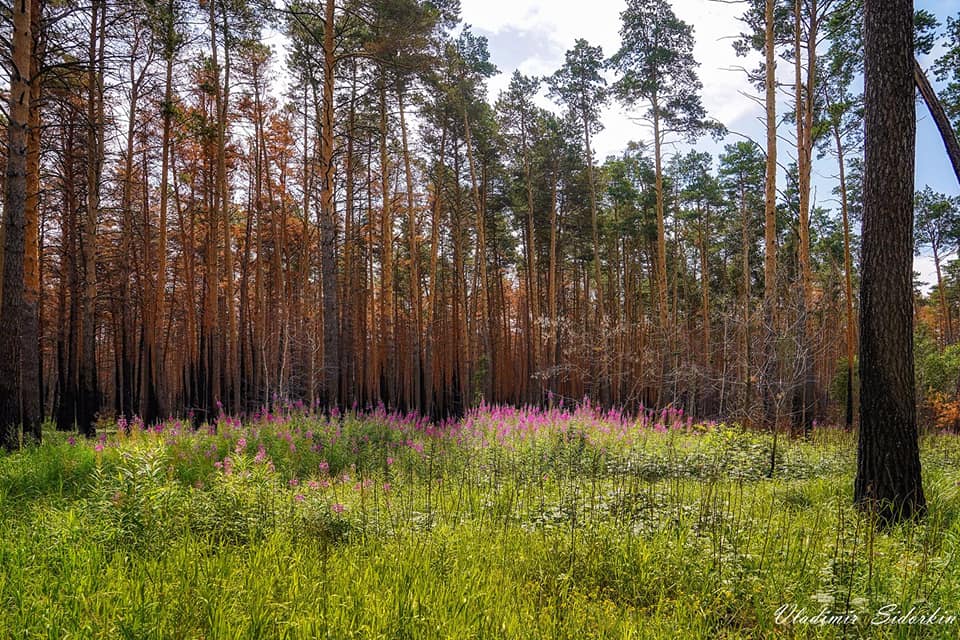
[0,403,958,638]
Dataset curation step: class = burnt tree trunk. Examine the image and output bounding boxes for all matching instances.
[0,0,32,449]
[854,0,925,525]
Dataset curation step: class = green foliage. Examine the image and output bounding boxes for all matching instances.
[609,0,712,139]
[915,187,960,259]
[547,39,608,135]
[916,328,960,398]
[933,14,960,131]
[1,414,959,638]
[829,356,859,409]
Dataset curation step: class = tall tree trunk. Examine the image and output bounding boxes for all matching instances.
[342,63,359,409]
[740,184,752,421]
[216,2,238,413]
[652,105,669,407]
[763,0,778,430]
[153,0,175,419]
[378,78,394,405]
[698,208,710,371]
[932,244,951,344]
[463,109,492,402]
[0,0,32,448]
[398,89,422,410]
[203,0,223,416]
[521,112,540,402]
[834,128,857,428]
[583,116,606,402]
[854,0,925,525]
[425,126,446,417]
[793,0,817,433]
[547,158,559,386]
[22,0,43,440]
[122,45,142,420]
[79,0,104,437]
[319,0,340,409]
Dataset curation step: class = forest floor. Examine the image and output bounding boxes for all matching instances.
[1,404,959,638]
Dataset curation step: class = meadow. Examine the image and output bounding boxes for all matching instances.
[1,403,959,639]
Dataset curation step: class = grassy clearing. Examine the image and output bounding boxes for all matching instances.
[1,404,959,639]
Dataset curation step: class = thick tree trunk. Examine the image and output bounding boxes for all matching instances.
[854,0,925,525]
[0,0,32,449]
[22,0,42,441]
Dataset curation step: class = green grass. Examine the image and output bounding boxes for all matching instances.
[1,408,959,639]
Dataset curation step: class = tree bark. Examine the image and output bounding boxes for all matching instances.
[835,127,856,429]
[0,0,32,448]
[398,88,422,410]
[153,0,176,419]
[22,0,43,441]
[319,0,340,409]
[793,0,817,434]
[762,0,778,430]
[79,0,105,437]
[854,0,925,525]
[378,78,394,405]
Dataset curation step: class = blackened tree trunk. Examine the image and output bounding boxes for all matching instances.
[319,0,340,409]
[0,0,32,450]
[854,0,925,525]
[23,0,43,442]
[79,0,105,438]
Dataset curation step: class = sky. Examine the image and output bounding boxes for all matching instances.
[459,0,960,289]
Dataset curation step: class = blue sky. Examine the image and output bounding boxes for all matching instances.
[461,0,960,287]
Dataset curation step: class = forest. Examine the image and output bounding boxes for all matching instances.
[0,0,959,636]
[0,0,957,435]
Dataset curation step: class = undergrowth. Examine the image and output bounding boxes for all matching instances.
[0,405,957,638]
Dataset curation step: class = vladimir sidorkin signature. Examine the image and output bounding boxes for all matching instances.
[775,603,958,626]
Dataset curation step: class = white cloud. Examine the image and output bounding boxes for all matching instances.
[461,0,960,292]
[462,0,758,158]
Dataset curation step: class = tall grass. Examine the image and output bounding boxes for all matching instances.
[1,405,958,638]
